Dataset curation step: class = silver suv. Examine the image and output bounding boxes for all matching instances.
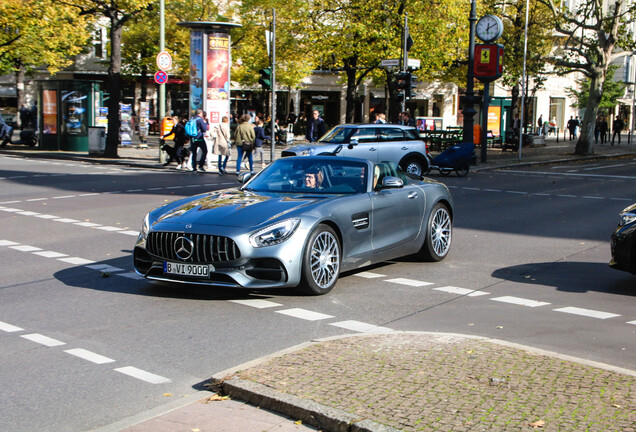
[281,124,431,177]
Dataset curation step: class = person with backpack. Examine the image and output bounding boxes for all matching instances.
[186,109,208,172]
[161,115,189,169]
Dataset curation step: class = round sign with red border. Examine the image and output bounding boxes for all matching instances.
[156,51,172,71]
[154,70,168,85]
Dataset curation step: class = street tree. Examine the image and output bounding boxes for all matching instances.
[60,0,154,158]
[567,67,625,114]
[0,0,91,125]
[539,0,636,155]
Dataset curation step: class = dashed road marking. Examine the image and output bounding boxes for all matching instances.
[354,271,386,279]
[85,264,125,273]
[10,245,42,252]
[58,257,95,265]
[491,296,550,308]
[21,333,66,347]
[33,251,68,258]
[114,366,171,384]
[554,307,620,319]
[434,286,490,297]
[275,308,334,321]
[229,299,283,309]
[385,278,434,287]
[64,348,116,364]
[329,320,392,333]
[0,321,23,332]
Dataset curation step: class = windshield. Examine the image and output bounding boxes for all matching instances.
[245,158,368,194]
[318,126,356,144]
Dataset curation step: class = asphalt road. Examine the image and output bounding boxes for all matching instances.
[0,154,634,431]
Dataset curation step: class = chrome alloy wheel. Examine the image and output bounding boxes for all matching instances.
[430,207,452,257]
[310,231,340,289]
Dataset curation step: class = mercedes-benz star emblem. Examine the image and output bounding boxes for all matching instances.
[174,236,194,260]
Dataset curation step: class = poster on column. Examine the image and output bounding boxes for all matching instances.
[189,31,204,113]
[206,32,230,125]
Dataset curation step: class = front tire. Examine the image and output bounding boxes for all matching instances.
[296,225,341,295]
[401,156,430,178]
[417,203,452,261]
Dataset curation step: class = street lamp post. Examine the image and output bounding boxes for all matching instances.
[630,52,636,146]
[462,0,477,146]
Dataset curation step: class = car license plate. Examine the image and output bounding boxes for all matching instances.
[163,262,213,277]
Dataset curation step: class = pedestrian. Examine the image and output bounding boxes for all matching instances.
[599,117,608,144]
[19,105,30,130]
[189,109,209,173]
[253,118,270,167]
[537,115,544,136]
[567,116,577,140]
[398,112,415,127]
[594,118,601,144]
[0,112,13,147]
[213,115,231,174]
[574,116,580,138]
[233,113,255,174]
[305,110,325,143]
[611,116,624,146]
[161,115,189,169]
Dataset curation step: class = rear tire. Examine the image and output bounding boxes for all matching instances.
[296,225,341,295]
[417,203,452,261]
[401,156,429,178]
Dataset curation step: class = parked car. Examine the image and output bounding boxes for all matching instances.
[610,203,636,274]
[134,156,453,295]
[281,124,431,177]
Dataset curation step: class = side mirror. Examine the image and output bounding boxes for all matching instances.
[379,176,404,189]
[238,172,252,183]
[348,138,359,149]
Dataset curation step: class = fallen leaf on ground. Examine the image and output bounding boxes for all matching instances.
[205,394,230,402]
[295,420,302,425]
[163,393,172,397]
[528,420,546,428]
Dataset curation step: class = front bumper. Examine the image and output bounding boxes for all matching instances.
[609,224,636,274]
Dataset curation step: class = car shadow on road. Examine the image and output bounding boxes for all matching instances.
[491,261,635,296]
[53,253,302,301]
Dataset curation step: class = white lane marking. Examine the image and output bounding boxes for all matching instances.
[58,257,95,265]
[74,222,101,227]
[0,200,22,204]
[506,191,528,195]
[582,196,604,200]
[0,321,23,332]
[85,264,125,273]
[64,348,116,364]
[483,188,502,192]
[329,320,393,333]
[554,307,620,319]
[230,299,283,309]
[95,226,124,232]
[21,333,66,347]
[627,321,636,326]
[52,195,77,199]
[17,211,40,216]
[147,187,163,191]
[117,272,144,280]
[34,214,59,219]
[119,230,140,236]
[0,207,21,212]
[126,189,144,193]
[354,271,386,279]
[434,286,490,297]
[114,366,171,384]
[33,251,68,258]
[385,278,434,287]
[10,245,42,252]
[491,296,550,308]
[556,194,577,198]
[54,218,79,223]
[275,308,334,321]
[503,169,636,180]
[0,240,20,246]
[78,193,99,197]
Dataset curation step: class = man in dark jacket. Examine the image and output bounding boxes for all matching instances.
[190,109,209,172]
[161,115,189,168]
[612,117,624,146]
[305,110,325,142]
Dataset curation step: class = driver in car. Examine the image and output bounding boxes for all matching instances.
[304,166,324,189]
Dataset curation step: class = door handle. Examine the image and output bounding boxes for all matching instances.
[408,191,418,199]
[401,146,409,150]
[369,148,377,151]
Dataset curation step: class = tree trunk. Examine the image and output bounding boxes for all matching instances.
[343,56,357,123]
[104,19,123,158]
[576,70,604,156]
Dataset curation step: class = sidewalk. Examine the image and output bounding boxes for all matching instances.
[1,134,635,173]
[3,136,635,432]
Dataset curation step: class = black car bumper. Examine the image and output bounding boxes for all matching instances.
[610,223,636,274]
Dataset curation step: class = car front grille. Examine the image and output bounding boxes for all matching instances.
[281,150,297,157]
[146,232,241,263]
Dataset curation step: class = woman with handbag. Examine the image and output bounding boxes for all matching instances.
[233,113,255,174]
[213,116,232,174]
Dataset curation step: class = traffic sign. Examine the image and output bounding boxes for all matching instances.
[381,59,400,67]
[156,51,172,71]
[154,70,168,85]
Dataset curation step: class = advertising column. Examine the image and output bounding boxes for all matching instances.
[206,33,231,124]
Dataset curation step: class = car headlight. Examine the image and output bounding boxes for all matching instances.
[141,214,150,239]
[250,218,300,248]
[620,212,636,227]
[300,148,314,156]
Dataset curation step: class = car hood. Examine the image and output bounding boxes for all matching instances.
[151,189,326,229]
[287,143,338,154]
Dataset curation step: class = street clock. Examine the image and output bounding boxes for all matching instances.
[476,15,504,43]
